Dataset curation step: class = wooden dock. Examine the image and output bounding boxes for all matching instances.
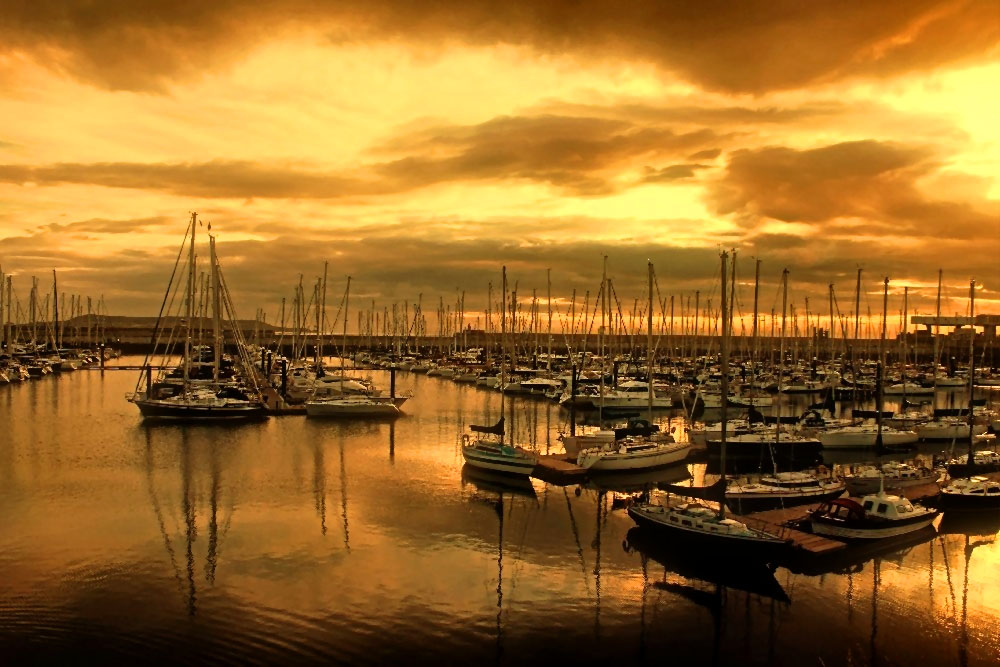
[734,505,846,555]
[533,455,589,485]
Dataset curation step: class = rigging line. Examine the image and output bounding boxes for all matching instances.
[132,219,191,395]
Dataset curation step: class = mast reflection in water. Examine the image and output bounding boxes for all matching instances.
[0,359,998,664]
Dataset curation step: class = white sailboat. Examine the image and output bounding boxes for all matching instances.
[461,266,538,476]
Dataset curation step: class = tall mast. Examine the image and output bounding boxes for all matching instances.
[775,269,788,452]
[901,285,909,405]
[852,269,861,408]
[341,276,351,388]
[183,213,197,393]
[546,268,552,371]
[501,266,507,445]
[966,279,976,470]
[828,284,835,362]
[319,261,328,372]
[599,255,607,424]
[52,269,59,350]
[719,251,729,519]
[210,234,222,383]
[932,269,942,392]
[647,261,654,423]
[879,277,889,371]
[752,259,760,364]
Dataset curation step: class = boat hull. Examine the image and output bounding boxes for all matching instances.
[626,506,788,559]
[809,512,938,540]
[725,486,846,513]
[134,399,268,421]
[580,444,692,471]
[304,401,400,417]
[461,446,537,476]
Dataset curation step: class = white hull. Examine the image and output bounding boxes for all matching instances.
[810,516,936,540]
[462,446,536,476]
[819,428,919,449]
[579,442,692,471]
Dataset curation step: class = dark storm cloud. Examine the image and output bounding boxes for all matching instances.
[373,116,724,194]
[709,140,1000,238]
[0,115,724,197]
[2,1,995,92]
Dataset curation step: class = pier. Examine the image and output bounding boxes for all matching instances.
[735,506,847,555]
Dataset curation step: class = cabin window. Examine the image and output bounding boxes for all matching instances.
[681,520,692,526]
[989,487,1000,494]
[876,503,888,513]
[969,489,985,494]
[710,527,718,532]
[670,516,678,522]
[863,500,874,511]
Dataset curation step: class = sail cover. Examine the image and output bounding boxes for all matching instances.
[470,416,505,436]
[659,478,726,503]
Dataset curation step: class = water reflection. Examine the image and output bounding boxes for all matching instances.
[1,362,999,664]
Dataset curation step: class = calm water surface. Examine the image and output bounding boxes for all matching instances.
[2,358,999,665]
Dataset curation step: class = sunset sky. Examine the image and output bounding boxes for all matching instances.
[0,1,998,332]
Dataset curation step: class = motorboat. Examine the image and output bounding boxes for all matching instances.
[809,491,939,539]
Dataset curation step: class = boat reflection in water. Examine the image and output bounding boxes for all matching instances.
[622,527,790,603]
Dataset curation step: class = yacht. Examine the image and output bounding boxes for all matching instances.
[842,462,938,496]
[725,471,846,512]
[577,435,691,472]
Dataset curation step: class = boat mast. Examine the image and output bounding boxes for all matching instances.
[774,269,788,452]
[52,269,59,351]
[719,251,729,520]
[210,234,222,384]
[932,269,942,393]
[183,213,197,395]
[966,279,975,472]
[501,266,507,446]
[341,276,351,391]
[876,277,888,447]
[647,261,654,423]
[546,268,552,372]
[828,283,835,363]
[599,255,607,424]
[852,268,861,411]
[752,259,760,367]
[901,285,909,406]
[319,261,328,373]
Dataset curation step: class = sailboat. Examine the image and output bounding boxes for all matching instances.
[130,214,267,421]
[626,252,789,558]
[577,262,692,472]
[461,267,538,476]
[305,277,401,418]
[940,279,1000,510]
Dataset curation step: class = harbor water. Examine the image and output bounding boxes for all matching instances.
[1,359,999,665]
